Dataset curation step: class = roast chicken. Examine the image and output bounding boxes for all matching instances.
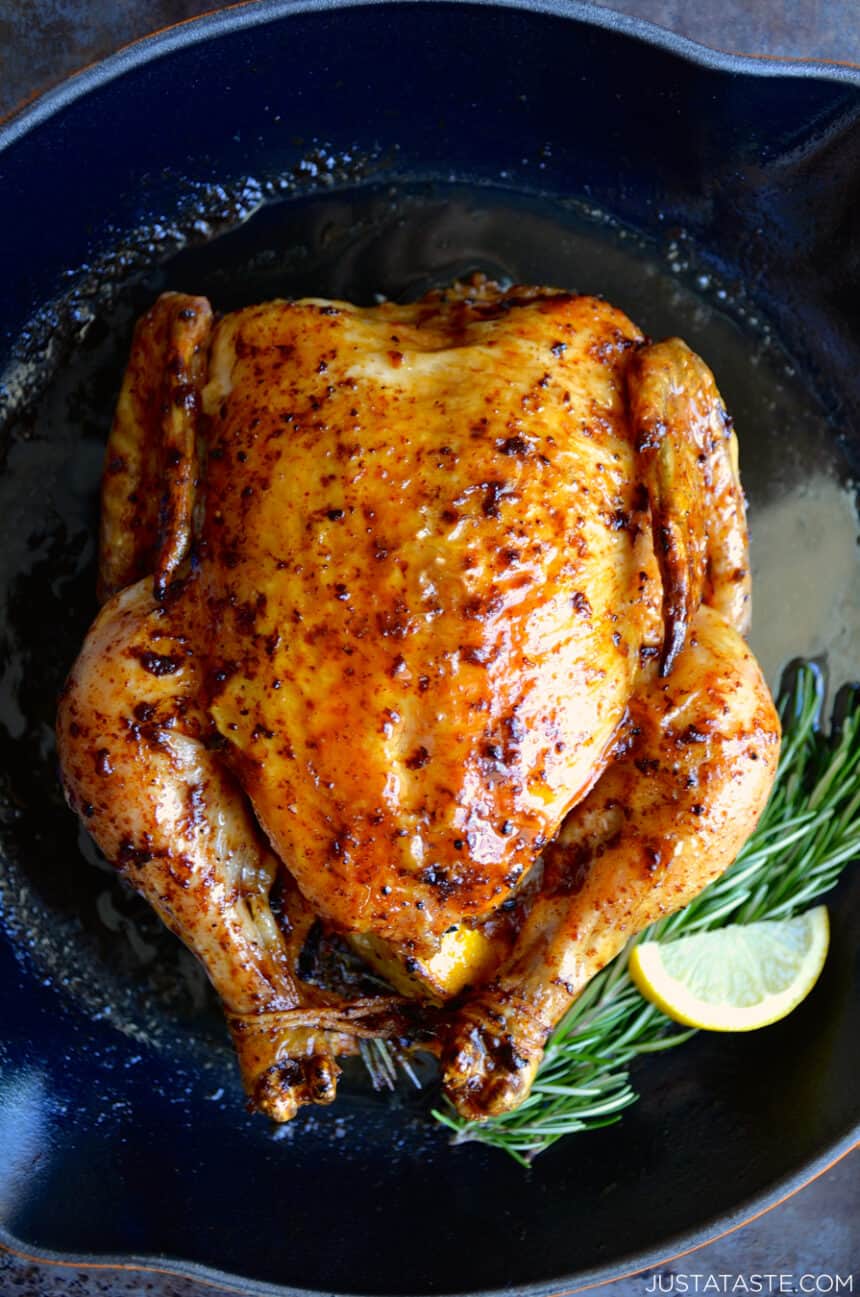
[57,278,780,1122]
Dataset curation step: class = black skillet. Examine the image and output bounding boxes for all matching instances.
[0,2,858,1293]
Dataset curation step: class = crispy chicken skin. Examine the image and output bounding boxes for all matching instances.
[57,280,780,1122]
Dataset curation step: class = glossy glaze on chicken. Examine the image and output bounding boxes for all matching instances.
[57,278,780,1121]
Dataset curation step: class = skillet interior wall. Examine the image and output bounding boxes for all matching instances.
[2,0,860,424]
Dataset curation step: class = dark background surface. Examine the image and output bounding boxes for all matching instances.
[0,1,857,1294]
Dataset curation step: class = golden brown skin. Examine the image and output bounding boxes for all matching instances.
[196,284,658,948]
[442,604,778,1117]
[57,279,779,1123]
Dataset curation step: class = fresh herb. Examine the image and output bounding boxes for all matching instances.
[359,1036,422,1091]
[432,663,860,1164]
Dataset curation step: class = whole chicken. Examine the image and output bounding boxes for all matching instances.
[57,278,780,1122]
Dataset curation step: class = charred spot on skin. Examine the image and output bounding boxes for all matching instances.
[137,649,181,677]
[377,603,413,640]
[606,507,640,538]
[657,522,674,558]
[117,839,153,870]
[307,1058,340,1104]
[164,854,199,895]
[610,724,638,761]
[184,783,206,832]
[636,416,667,456]
[94,748,113,777]
[611,632,630,659]
[464,592,503,622]
[545,839,591,897]
[210,661,238,698]
[265,1059,304,1098]
[233,599,262,634]
[482,481,506,519]
[493,1037,529,1073]
[405,746,431,770]
[643,844,663,874]
[420,864,459,900]
[571,591,592,618]
[496,436,530,457]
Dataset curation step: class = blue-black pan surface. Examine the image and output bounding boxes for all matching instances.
[0,4,858,1294]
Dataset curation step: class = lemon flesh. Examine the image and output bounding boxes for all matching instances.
[349,924,498,1001]
[628,907,830,1031]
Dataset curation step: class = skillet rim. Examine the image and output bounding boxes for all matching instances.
[0,1,858,1293]
[1,0,859,148]
[1,1136,858,1296]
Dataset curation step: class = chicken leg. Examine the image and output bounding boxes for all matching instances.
[56,578,409,1119]
[442,604,780,1119]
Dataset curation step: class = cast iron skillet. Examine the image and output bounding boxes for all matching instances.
[0,3,858,1294]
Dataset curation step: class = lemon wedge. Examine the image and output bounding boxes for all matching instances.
[628,907,830,1031]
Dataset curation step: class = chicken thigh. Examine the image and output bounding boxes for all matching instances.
[57,279,779,1121]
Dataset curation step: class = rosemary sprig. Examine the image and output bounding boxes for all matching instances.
[433,663,860,1165]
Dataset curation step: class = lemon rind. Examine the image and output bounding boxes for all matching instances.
[628,907,830,1033]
